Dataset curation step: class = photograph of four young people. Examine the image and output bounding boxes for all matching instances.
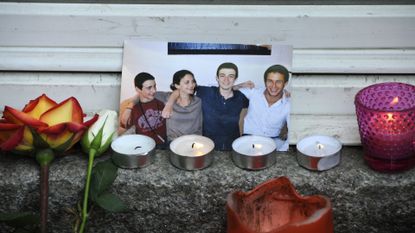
[118,62,290,151]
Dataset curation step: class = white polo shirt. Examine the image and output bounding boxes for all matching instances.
[240,87,290,151]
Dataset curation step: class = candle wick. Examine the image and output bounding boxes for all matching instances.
[192,142,195,149]
[252,144,255,148]
[134,146,141,150]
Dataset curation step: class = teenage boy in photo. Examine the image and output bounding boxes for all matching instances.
[234,64,290,151]
[163,62,249,151]
[119,72,167,146]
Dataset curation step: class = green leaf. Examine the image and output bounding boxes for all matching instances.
[96,132,115,156]
[95,192,127,212]
[90,159,118,201]
[29,127,49,149]
[0,212,39,227]
[90,118,106,151]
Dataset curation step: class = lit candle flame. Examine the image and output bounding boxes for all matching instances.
[385,97,398,124]
[390,97,399,105]
[315,142,325,156]
[251,144,263,155]
[253,144,262,149]
[386,113,394,121]
[191,142,204,150]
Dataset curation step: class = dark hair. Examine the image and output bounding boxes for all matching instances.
[134,72,155,89]
[170,70,196,91]
[263,65,290,83]
[216,62,238,79]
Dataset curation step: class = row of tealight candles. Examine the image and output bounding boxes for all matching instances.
[110,133,343,171]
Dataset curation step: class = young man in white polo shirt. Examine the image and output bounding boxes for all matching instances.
[235,64,290,151]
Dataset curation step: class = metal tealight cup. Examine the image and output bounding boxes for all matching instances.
[296,135,342,171]
[111,134,156,169]
[169,134,215,171]
[231,135,277,170]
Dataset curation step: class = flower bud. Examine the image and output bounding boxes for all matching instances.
[81,109,118,156]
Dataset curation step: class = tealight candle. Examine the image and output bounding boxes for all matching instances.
[296,135,342,171]
[111,134,156,169]
[231,135,277,170]
[170,135,214,157]
[234,140,275,156]
[169,135,215,170]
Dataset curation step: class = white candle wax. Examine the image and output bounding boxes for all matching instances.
[232,135,276,156]
[296,135,342,171]
[170,135,214,157]
[297,135,342,157]
[111,134,156,155]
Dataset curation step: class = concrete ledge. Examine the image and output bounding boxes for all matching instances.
[1,147,415,233]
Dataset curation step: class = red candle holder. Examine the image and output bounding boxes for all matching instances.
[355,82,415,172]
[226,177,333,233]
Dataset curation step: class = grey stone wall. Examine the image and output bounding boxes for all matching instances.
[1,147,414,233]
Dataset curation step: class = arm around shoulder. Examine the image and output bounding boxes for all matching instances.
[233,80,255,91]
[162,90,179,118]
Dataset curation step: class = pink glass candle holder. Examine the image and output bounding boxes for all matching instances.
[355,82,415,172]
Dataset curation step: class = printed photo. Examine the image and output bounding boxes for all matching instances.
[119,41,292,151]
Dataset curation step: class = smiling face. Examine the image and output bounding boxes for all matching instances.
[216,68,237,91]
[175,74,196,95]
[265,72,286,98]
[137,79,157,103]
